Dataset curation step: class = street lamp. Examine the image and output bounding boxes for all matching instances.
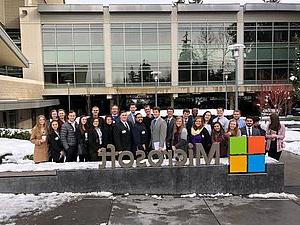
[151,71,161,107]
[228,44,245,110]
[65,79,72,112]
[224,73,229,109]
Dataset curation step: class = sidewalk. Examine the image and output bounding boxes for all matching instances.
[9,151,300,225]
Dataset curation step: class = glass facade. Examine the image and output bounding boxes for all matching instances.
[111,23,171,86]
[244,22,300,84]
[42,24,104,87]
[178,22,237,85]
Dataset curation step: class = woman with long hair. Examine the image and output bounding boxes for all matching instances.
[266,113,286,160]
[102,115,115,148]
[226,119,241,137]
[211,121,228,157]
[78,115,89,162]
[30,115,49,163]
[189,116,211,155]
[47,120,64,163]
[203,111,213,135]
[172,117,188,160]
[88,118,103,161]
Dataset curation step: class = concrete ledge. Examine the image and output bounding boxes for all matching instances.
[0,170,57,178]
[0,164,283,194]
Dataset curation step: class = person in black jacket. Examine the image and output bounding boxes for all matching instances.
[143,105,153,151]
[60,110,79,162]
[113,110,133,153]
[87,106,104,129]
[102,115,115,148]
[132,113,148,155]
[47,120,64,163]
[78,115,89,162]
[88,118,103,161]
[165,107,176,151]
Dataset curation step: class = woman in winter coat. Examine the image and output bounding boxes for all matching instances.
[88,118,103,161]
[172,116,188,160]
[266,113,286,160]
[189,116,211,155]
[30,115,49,163]
[211,121,228,157]
[47,120,64,163]
[102,115,115,148]
[78,115,89,162]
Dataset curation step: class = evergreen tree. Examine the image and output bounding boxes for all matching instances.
[291,43,300,101]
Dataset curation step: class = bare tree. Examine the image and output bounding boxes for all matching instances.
[256,85,293,115]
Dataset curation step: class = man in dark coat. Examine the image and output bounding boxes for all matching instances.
[143,105,153,150]
[165,107,176,150]
[87,106,104,129]
[60,110,79,162]
[132,113,148,154]
[113,110,133,152]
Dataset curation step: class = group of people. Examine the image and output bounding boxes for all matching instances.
[30,104,286,164]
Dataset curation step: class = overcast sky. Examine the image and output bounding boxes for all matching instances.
[65,0,297,5]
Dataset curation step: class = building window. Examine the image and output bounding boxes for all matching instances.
[42,24,104,87]
[178,22,237,85]
[111,23,171,86]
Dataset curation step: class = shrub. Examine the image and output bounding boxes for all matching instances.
[0,129,31,140]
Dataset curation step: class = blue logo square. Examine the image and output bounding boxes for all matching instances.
[248,155,265,173]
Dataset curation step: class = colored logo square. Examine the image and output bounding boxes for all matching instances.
[248,136,265,154]
[229,155,247,173]
[248,155,265,173]
[229,136,247,155]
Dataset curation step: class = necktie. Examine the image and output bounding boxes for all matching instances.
[154,119,157,127]
[248,127,251,136]
[125,122,130,131]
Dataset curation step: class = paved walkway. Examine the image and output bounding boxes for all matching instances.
[9,151,300,225]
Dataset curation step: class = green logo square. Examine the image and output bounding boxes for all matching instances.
[229,136,247,155]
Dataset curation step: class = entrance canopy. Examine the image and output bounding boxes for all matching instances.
[0,26,29,68]
[0,99,59,111]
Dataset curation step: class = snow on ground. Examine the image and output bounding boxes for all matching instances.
[0,192,113,224]
[0,138,33,163]
[248,193,298,200]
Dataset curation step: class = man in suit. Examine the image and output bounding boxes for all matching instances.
[143,105,153,151]
[127,103,137,125]
[240,116,261,136]
[113,110,133,152]
[111,105,120,123]
[60,110,79,162]
[150,106,167,150]
[165,107,176,150]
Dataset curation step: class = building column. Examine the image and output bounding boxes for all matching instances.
[171,5,178,87]
[170,94,174,108]
[229,93,235,110]
[237,6,244,86]
[103,6,112,88]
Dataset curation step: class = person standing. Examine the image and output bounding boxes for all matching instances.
[132,113,148,154]
[113,110,133,152]
[78,115,89,162]
[212,107,229,131]
[128,103,137,125]
[47,120,64,163]
[111,105,120,123]
[203,111,213,135]
[266,113,286,160]
[57,109,66,128]
[165,107,176,151]
[232,110,246,129]
[48,109,58,124]
[189,116,211,155]
[30,115,49,163]
[60,110,79,162]
[88,118,103,161]
[87,106,104,129]
[240,116,261,136]
[102,115,115,148]
[226,119,241,137]
[211,121,228,157]
[172,117,188,159]
[150,107,167,150]
[143,105,153,150]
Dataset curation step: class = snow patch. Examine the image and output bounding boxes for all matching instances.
[180,193,197,198]
[198,193,233,198]
[248,193,298,200]
[151,195,162,200]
